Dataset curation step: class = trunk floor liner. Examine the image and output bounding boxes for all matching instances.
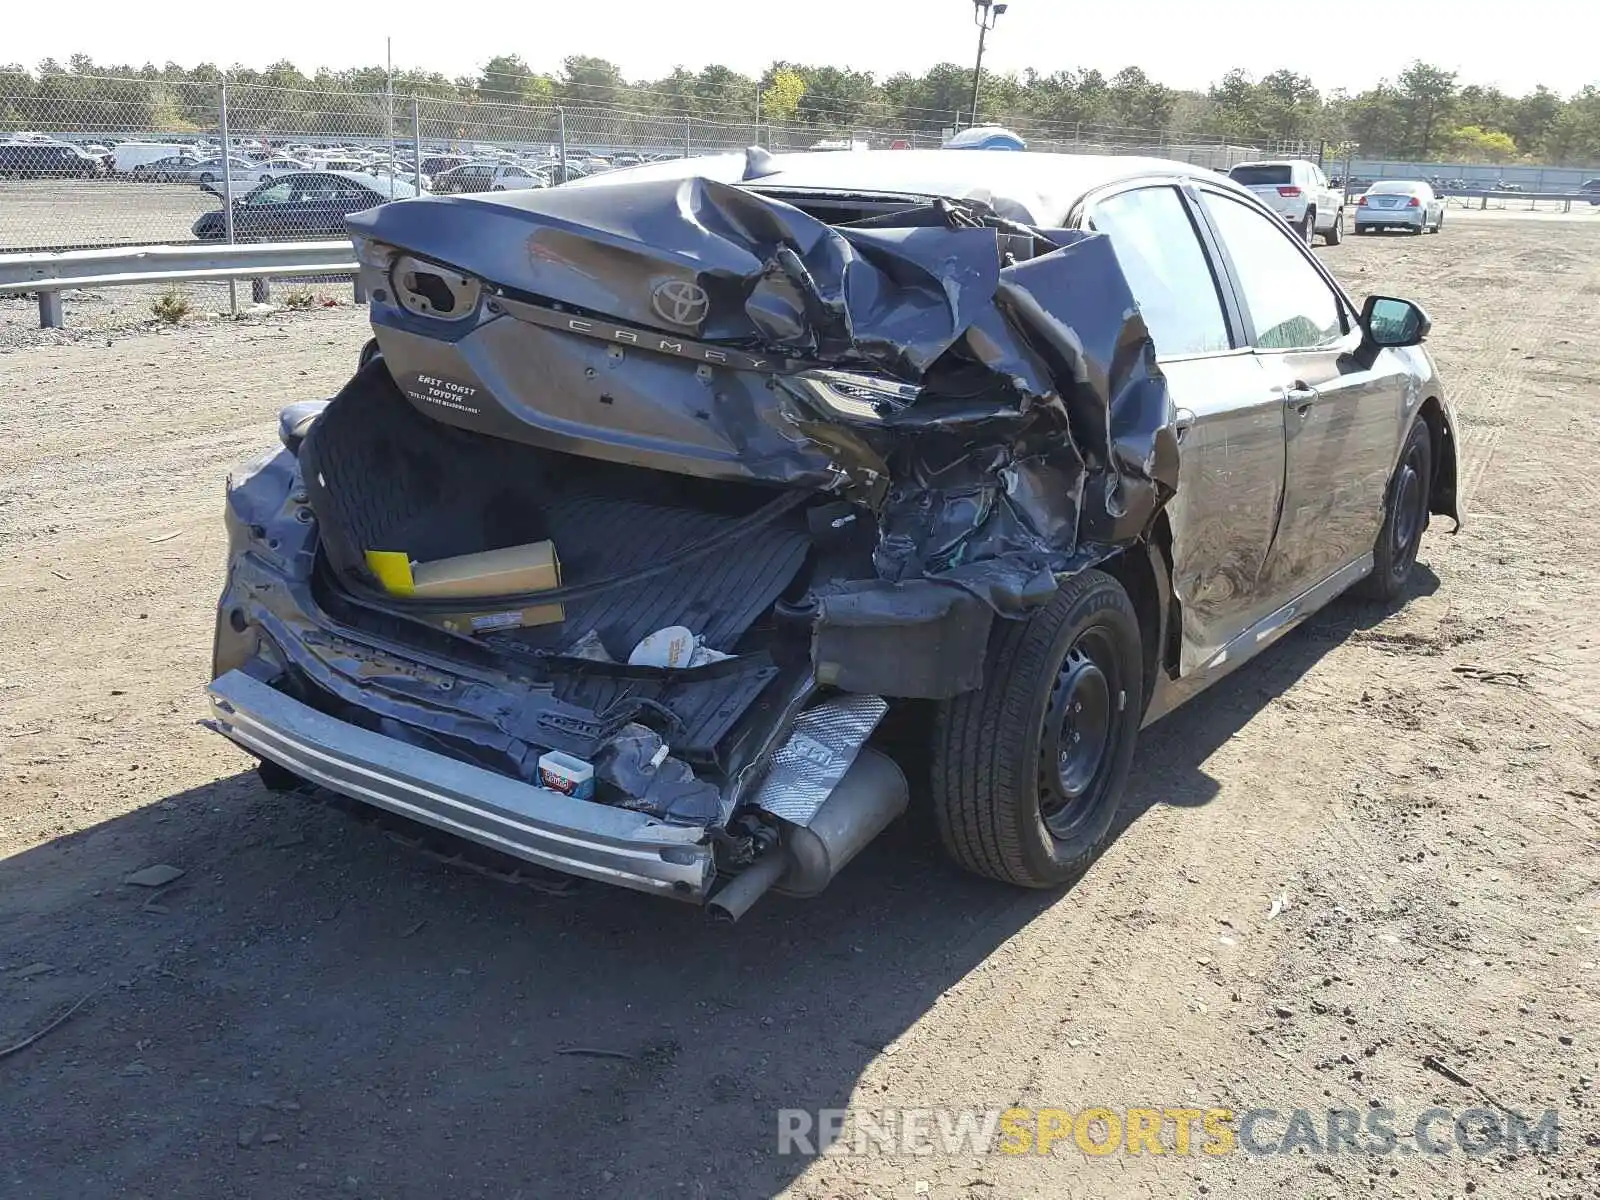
[490,495,810,657]
[300,364,812,659]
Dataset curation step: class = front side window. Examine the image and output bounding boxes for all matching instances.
[1200,192,1345,351]
[1087,185,1232,357]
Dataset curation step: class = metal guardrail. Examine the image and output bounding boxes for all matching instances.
[1441,189,1600,211]
[0,240,362,327]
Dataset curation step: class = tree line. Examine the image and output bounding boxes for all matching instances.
[3,53,1597,164]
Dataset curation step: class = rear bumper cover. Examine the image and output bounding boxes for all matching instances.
[1355,207,1425,227]
[208,669,715,900]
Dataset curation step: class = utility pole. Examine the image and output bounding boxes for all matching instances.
[968,0,1008,129]
[386,37,396,198]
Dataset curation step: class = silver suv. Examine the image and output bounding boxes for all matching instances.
[1227,160,1345,245]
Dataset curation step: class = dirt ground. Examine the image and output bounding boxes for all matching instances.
[1,217,1597,1200]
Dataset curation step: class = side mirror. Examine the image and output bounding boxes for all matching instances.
[1361,295,1431,348]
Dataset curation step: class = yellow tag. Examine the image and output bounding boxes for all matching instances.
[364,550,416,595]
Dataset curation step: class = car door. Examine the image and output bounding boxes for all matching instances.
[1195,186,1412,599]
[1310,163,1338,225]
[300,177,355,236]
[1083,182,1290,674]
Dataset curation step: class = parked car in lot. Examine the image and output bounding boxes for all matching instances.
[1581,179,1600,205]
[184,156,273,186]
[1355,180,1444,235]
[0,141,108,178]
[431,161,551,193]
[208,150,1459,917]
[420,154,472,177]
[1226,159,1345,245]
[192,171,416,241]
[112,141,195,175]
[131,154,200,183]
[257,156,313,180]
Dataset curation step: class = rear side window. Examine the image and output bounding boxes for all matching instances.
[1088,185,1231,357]
[1228,165,1292,186]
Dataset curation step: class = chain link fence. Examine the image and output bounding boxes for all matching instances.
[1,73,1281,252]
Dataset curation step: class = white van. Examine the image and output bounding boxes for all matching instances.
[112,142,194,176]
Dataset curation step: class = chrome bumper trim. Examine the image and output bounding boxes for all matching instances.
[208,670,714,900]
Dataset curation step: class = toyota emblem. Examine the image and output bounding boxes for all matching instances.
[650,278,710,327]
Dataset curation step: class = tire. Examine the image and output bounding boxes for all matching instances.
[1300,210,1316,244]
[931,569,1145,888]
[199,172,215,184]
[1324,209,1344,245]
[1354,418,1432,602]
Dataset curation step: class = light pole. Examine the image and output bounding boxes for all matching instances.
[968,0,1007,129]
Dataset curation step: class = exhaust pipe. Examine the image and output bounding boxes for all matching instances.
[707,748,909,921]
[706,848,787,923]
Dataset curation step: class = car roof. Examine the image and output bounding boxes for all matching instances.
[1368,179,1430,189]
[563,149,1242,224]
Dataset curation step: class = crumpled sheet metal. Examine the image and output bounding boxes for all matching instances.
[751,695,888,826]
[350,177,1178,612]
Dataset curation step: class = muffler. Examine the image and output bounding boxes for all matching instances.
[707,748,909,921]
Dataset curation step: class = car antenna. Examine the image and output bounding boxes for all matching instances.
[742,145,781,181]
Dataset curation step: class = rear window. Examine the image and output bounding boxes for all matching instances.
[1368,181,1422,195]
[1228,165,1292,186]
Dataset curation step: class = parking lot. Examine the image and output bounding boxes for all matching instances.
[1,216,1597,1199]
[2,174,1597,253]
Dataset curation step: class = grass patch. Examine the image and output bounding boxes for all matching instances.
[150,287,193,324]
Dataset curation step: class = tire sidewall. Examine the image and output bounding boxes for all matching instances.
[1012,576,1144,883]
[1369,418,1434,595]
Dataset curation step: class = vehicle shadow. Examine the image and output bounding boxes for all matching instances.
[0,577,1431,1199]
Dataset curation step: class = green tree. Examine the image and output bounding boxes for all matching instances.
[1395,61,1457,157]
[559,56,625,107]
[760,66,806,123]
[1440,124,1518,162]
[476,55,553,107]
[792,65,876,128]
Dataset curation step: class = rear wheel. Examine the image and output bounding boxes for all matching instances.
[1300,210,1316,244]
[1324,209,1344,245]
[1355,418,1432,601]
[931,569,1144,888]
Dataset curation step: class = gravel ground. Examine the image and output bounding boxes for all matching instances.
[0,218,1597,1200]
[0,281,360,352]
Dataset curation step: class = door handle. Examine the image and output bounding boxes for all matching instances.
[1283,383,1319,413]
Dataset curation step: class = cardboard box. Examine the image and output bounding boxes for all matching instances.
[367,541,564,634]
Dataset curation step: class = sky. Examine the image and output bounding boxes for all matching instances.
[7,0,1595,97]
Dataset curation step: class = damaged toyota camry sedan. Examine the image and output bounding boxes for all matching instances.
[207,148,1459,918]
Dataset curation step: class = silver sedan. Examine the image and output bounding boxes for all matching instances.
[1354,180,1445,235]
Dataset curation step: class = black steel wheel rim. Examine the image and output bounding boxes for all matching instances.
[1390,440,1427,577]
[1038,626,1123,840]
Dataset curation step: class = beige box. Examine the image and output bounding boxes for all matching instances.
[410,541,564,634]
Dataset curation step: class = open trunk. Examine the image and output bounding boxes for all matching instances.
[297,361,860,829]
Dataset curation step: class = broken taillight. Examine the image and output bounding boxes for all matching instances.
[1277,186,1302,197]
